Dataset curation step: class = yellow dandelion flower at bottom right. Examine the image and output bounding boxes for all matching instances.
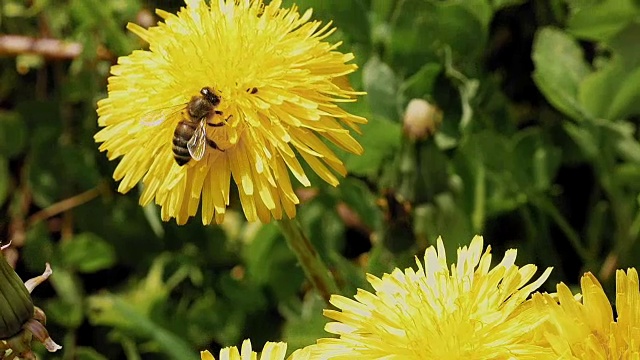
[531,268,640,359]
[315,235,554,360]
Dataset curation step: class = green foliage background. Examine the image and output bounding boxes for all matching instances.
[2,0,640,358]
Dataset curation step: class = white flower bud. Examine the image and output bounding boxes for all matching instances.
[403,99,443,141]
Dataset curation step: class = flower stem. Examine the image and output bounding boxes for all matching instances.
[277,217,340,303]
[532,197,590,261]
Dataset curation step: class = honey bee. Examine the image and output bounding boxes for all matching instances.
[141,86,258,166]
[172,87,229,166]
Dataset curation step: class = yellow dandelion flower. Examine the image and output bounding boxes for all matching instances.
[201,339,313,360]
[95,0,366,224]
[315,235,554,360]
[531,268,640,359]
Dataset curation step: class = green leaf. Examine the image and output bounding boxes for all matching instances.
[70,0,137,56]
[371,0,395,20]
[456,0,493,30]
[244,224,280,281]
[281,295,328,351]
[22,223,56,273]
[562,122,600,161]
[344,117,401,176]
[390,1,488,70]
[532,27,592,121]
[363,56,399,121]
[29,135,101,207]
[455,131,525,216]
[446,1,491,47]
[607,22,640,64]
[244,223,304,300]
[331,254,368,294]
[300,197,346,257]
[392,140,450,204]
[87,257,199,359]
[491,0,526,10]
[617,136,640,165]
[578,21,640,120]
[567,0,638,41]
[413,193,474,247]
[414,141,450,203]
[60,233,117,273]
[459,131,511,173]
[562,120,633,165]
[606,121,640,164]
[0,157,8,207]
[442,50,479,131]
[579,62,627,119]
[3,2,27,17]
[183,290,220,345]
[606,62,640,119]
[400,62,443,101]
[218,273,268,312]
[47,297,85,329]
[24,107,64,207]
[142,202,165,239]
[388,0,439,71]
[46,268,85,328]
[0,111,27,158]
[511,129,561,193]
[75,347,109,360]
[89,295,199,360]
[614,163,640,190]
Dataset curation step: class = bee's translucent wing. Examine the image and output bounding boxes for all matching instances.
[187,120,207,161]
[139,104,185,127]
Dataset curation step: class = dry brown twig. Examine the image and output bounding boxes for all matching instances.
[0,35,112,60]
[26,184,107,227]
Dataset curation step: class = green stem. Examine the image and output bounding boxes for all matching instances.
[471,164,486,233]
[277,217,340,304]
[532,197,590,262]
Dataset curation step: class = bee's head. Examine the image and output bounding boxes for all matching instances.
[200,87,221,107]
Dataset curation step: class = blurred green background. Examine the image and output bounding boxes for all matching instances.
[2,0,640,358]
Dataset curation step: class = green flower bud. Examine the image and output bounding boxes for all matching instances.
[0,251,61,358]
[0,254,34,339]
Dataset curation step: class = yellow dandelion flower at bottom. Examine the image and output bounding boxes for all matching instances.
[315,235,554,360]
[201,340,312,360]
[95,0,366,225]
[531,268,640,359]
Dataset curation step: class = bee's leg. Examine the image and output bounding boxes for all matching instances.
[207,115,233,127]
[206,137,225,152]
